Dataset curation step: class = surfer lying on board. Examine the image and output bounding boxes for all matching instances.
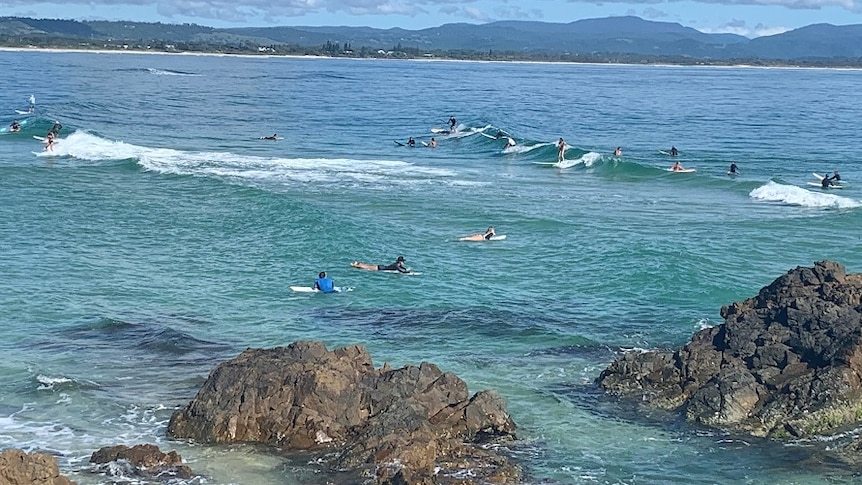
[313,272,336,293]
[671,161,686,172]
[351,256,409,273]
[461,227,496,241]
[261,133,278,141]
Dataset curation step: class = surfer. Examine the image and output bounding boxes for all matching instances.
[614,147,622,157]
[557,138,566,162]
[495,129,505,139]
[671,161,685,172]
[313,271,336,293]
[9,120,20,132]
[45,132,55,152]
[670,146,679,156]
[448,116,457,132]
[821,174,834,188]
[729,162,739,175]
[429,137,437,148]
[50,122,62,136]
[505,138,516,149]
[28,95,35,112]
[261,133,278,141]
[407,137,416,147]
[483,226,496,240]
[832,170,841,182]
[351,256,410,273]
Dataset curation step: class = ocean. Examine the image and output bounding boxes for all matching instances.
[1,50,861,484]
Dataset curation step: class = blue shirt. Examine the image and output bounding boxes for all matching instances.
[314,277,335,293]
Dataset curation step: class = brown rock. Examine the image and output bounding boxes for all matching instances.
[598,261,862,439]
[89,444,192,480]
[168,341,518,484]
[0,449,75,485]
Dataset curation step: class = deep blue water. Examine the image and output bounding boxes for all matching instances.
[1,50,861,484]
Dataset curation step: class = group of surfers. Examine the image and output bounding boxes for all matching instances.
[309,227,498,292]
[821,170,842,188]
[7,119,62,152]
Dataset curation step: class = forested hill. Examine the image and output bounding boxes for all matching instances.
[2,15,861,63]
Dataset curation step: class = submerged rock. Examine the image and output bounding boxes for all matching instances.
[0,449,75,485]
[168,341,519,484]
[89,444,192,481]
[598,261,862,439]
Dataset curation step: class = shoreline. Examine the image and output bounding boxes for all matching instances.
[2,46,860,71]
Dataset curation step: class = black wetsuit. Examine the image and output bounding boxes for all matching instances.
[832,174,841,181]
[729,163,738,174]
[822,176,832,188]
[484,232,494,240]
[378,262,408,273]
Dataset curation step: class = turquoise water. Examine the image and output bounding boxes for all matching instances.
[1,51,861,484]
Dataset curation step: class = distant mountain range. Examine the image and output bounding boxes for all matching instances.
[2,15,862,61]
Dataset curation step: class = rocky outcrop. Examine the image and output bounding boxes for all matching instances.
[89,444,192,481]
[598,261,862,439]
[167,341,519,484]
[0,449,75,485]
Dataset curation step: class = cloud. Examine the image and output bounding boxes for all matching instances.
[493,5,544,20]
[700,18,791,37]
[570,0,859,11]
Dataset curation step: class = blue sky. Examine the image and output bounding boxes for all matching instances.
[3,0,861,38]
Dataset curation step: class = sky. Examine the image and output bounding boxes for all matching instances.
[2,0,862,38]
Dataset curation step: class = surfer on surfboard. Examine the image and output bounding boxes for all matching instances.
[671,161,686,172]
[9,120,21,132]
[448,116,457,133]
[351,256,410,273]
[313,272,337,293]
[557,138,566,162]
[670,146,679,156]
[728,162,739,175]
[261,133,279,141]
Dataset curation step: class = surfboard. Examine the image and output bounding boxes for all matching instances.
[479,132,496,140]
[259,136,284,140]
[290,286,353,293]
[666,168,696,173]
[15,110,32,116]
[807,182,843,189]
[431,128,451,134]
[459,234,507,241]
[33,135,59,143]
[1,119,28,133]
[659,150,681,156]
[394,140,405,146]
[379,270,422,275]
[727,171,739,176]
[812,173,825,180]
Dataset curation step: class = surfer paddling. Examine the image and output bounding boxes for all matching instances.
[460,227,496,241]
[261,133,279,141]
[351,256,410,273]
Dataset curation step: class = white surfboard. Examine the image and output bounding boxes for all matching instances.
[379,270,422,275]
[807,182,843,189]
[431,128,451,134]
[15,110,32,116]
[666,168,696,173]
[812,172,825,181]
[459,234,507,242]
[33,135,59,144]
[290,286,353,293]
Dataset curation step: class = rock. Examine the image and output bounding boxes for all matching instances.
[0,449,75,485]
[89,444,192,481]
[168,341,519,485]
[598,261,862,438]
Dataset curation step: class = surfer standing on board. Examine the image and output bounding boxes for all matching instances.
[448,116,457,133]
[557,138,566,162]
[45,132,55,152]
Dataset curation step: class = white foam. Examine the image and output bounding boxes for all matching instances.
[146,68,199,76]
[555,151,603,169]
[503,142,552,155]
[45,132,463,187]
[36,374,73,390]
[749,181,860,209]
